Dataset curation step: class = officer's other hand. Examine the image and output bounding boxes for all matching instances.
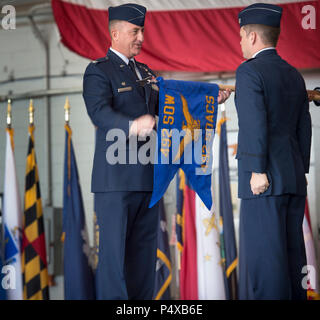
[129,114,155,137]
[310,87,320,106]
[250,172,269,195]
[218,89,231,104]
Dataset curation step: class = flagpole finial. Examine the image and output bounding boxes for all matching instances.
[7,99,12,128]
[64,97,70,123]
[29,99,34,125]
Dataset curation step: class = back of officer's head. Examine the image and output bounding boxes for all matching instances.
[239,3,282,46]
[243,24,280,47]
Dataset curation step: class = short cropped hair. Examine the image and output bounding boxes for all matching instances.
[108,19,123,38]
[243,24,280,47]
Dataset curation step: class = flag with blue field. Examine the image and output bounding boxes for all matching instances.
[62,124,95,300]
[150,77,219,211]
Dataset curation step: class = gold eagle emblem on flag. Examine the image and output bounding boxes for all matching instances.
[173,94,201,163]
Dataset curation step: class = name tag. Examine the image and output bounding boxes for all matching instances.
[151,84,159,92]
[118,86,132,93]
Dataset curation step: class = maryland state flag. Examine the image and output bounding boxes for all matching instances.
[21,125,49,300]
[153,199,172,300]
[62,124,95,300]
[150,77,219,211]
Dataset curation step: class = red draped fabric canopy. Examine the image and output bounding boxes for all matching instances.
[52,0,320,72]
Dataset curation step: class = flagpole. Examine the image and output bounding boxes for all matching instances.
[64,97,72,197]
[218,84,320,101]
[7,99,12,129]
[28,99,34,126]
[142,79,320,101]
[61,96,71,244]
[6,99,15,151]
[218,85,235,92]
[64,97,70,125]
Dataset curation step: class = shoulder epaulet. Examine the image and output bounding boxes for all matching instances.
[91,56,109,64]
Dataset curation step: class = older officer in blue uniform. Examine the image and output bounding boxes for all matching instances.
[83,4,160,300]
[235,3,312,299]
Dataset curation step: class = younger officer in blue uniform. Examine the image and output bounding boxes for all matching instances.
[235,3,312,299]
[83,4,160,300]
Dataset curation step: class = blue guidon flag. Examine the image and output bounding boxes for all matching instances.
[149,77,219,210]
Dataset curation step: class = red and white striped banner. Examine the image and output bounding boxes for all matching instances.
[52,0,320,72]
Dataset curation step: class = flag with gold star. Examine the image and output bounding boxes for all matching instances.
[21,124,49,300]
[179,176,225,299]
[195,195,226,299]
